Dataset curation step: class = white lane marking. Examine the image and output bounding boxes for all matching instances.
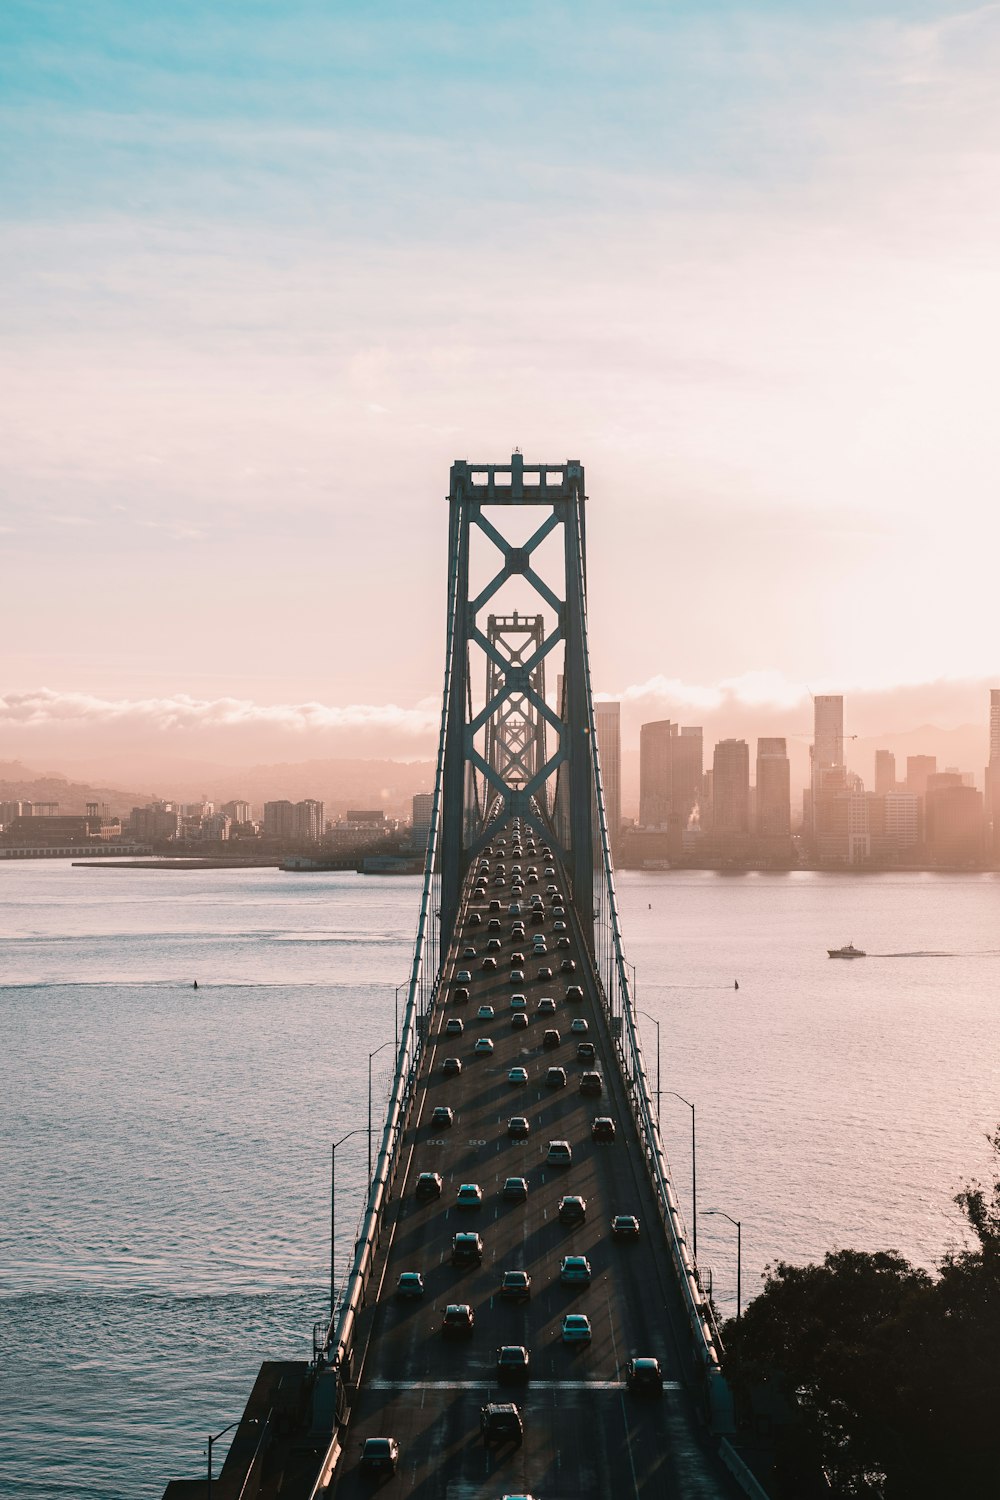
[365,1378,680,1391]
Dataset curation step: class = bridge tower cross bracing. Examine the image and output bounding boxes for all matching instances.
[439,453,595,950]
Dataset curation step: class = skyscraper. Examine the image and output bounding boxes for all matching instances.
[905,755,937,798]
[712,739,750,838]
[812,695,844,776]
[874,750,896,796]
[639,720,673,828]
[594,701,622,847]
[673,727,703,825]
[986,690,1000,858]
[756,738,791,839]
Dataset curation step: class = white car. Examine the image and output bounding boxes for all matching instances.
[477,1004,495,1019]
[570,1018,589,1034]
[510,994,527,1010]
[457,970,472,984]
[474,1037,494,1055]
[508,1066,529,1085]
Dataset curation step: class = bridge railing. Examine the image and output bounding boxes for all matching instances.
[306,503,466,1494]
[567,508,733,1432]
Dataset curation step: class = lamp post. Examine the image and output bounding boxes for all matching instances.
[636,1008,660,1122]
[331,1129,363,1320]
[207,1421,240,1500]
[368,1040,393,1186]
[665,1090,697,1262]
[705,1209,742,1320]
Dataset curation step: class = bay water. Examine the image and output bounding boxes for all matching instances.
[2,860,999,1497]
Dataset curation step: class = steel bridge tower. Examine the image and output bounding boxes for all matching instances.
[439,455,595,950]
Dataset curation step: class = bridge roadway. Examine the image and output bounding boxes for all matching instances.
[331,822,738,1500]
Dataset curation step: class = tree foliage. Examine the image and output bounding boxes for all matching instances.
[722,1130,1000,1498]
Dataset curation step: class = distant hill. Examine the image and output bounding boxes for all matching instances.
[0,761,154,817]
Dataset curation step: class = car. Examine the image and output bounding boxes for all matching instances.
[442,1303,475,1338]
[546,883,558,894]
[456,1183,483,1208]
[542,1028,561,1049]
[544,867,555,877]
[553,919,567,933]
[487,937,502,952]
[445,1017,464,1035]
[553,906,566,919]
[531,937,547,950]
[415,1171,443,1200]
[591,1116,616,1142]
[482,956,498,972]
[537,996,557,1014]
[395,1271,425,1298]
[570,1018,589,1034]
[456,969,472,983]
[502,1177,528,1204]
[559,1254,592,1285]
[431,1105,454,1128]
[472,888,486,900]
[360,1436,399,1475]
[611,1214,641,1241]
[494,875,506,886]
[474,1037,495,1055]
[509,969,524,984]
[556,934,571,948]
[558,1194,587,1226]
[511,1012,528,1031]
[546,1139,573,1166]
[452,1231,484,1266]
[530,908,546,925]
[511,921,525,936]
[468,911,482,926]
[508,1066,529,1085]
[507,1115,529,1139]
[579,1071,603,1096]
[561,958,576,974]
[452,986,469,1004]
[499,1267,532,1300]
[442,1056,462,1076]
[510,993,527,1009]
[488,911,502,923]
[463,945,477,958]
[496,1344,531,1384]
[561,1313,592,1343]
[626,1356,664,1394]
[480,1402,523,1446]
[577,1041,596,1063]
[508,902,521,916]
[537,966,553,980]
[510,951,525,965]
[545,1065,567,1089]
[565,984,584,1001]
[526,872,538,884]
[477,1004,495,1019]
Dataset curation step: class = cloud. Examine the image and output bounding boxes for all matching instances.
[0,688,439,739]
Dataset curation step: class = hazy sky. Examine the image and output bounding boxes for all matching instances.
[4,1,1000,766]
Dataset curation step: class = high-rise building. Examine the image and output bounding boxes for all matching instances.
[905,755,937,798]
[263,800,296,839]
[639,720,673,828]
[874,750,896,795]
[673,727,703,825]
[756,738,791,840]
[294,799,324,842]
[594,701,621,846]
[813,696,844,776]
[712,739,750,839]
[985,690,1000,859]
[412,792,434,851]
[926,784,984,864]
[221,800,252,825]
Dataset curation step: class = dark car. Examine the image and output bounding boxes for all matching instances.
[453,986,469,1004]
[579,1071,603,1097]
[501,1177,528,1204]
[611,1214,641,1241]
[626,1356,664,1394]
[507,1115,530,1139]
[576,1041,596,1063]
[395,1271,425,1298]
[542,1028,561,1049]
[565,984,584,1001]
[488,916,502,929]
[415,1171,443,1200]
[468,911,482,926]
[452,1232,484,1267]
[496,1344,531,1384]
[360,1436,399,1475]
[537,965,553,980]
[442,1303,475,1338]
[545,1065,567,1089]
[591,1116,616,1142]
[511,1012,529,1031]
[442,1056,462,1076]
[499,1268,531,1301]
[431,1105,454,1129]
[558,1194,587,1227]
[482,956,498,972]
[561,958,577,974]
[480,1402,523,1447]
[557,935,572,949]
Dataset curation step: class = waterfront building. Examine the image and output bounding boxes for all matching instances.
[129,801,182,841]
[756,737,791,839]
[639,720,673,828]
[294,799,324,842]
[411,792,434,852]
[673,726,703,825]
[925,783,984,864]
[263,800,297,839]
[711,739,750,842]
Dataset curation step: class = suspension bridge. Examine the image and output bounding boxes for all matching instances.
[164,457,764,1499]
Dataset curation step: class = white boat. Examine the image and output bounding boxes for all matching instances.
[828,942,866,959]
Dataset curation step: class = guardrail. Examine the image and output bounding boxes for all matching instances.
[565,505,734,1433]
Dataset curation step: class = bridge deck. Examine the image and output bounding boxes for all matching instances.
[331,822,738,1499]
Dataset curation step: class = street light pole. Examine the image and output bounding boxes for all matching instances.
[367,1040,393,1186]
[666,1090,697,1262]
[637,1008,661,1123]
[331,1129,363,1320]
[207,1421,240,1500]
[705,1209,742,1320]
